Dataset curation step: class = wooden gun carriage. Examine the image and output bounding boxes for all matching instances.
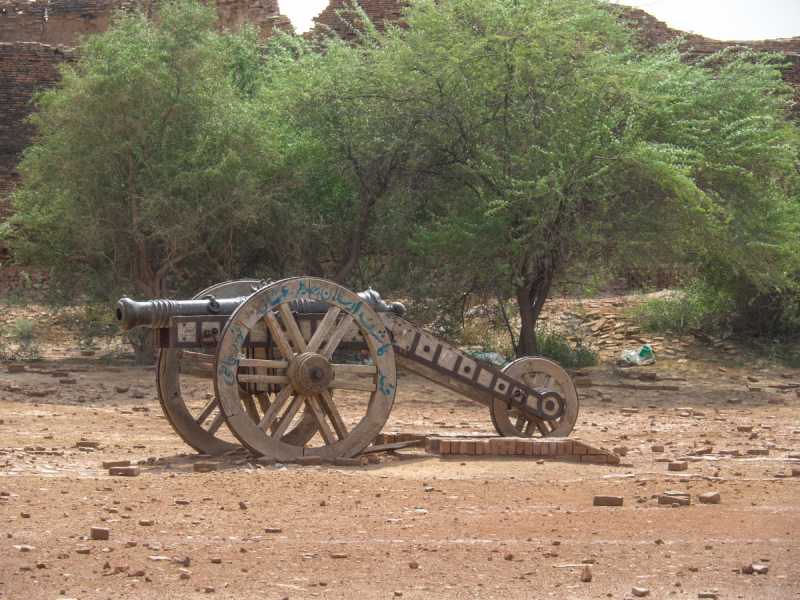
[115,277,578,462]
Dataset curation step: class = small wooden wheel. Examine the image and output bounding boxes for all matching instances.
[489,357,579,438]
[214,277,397,461]
[156,279,317,454]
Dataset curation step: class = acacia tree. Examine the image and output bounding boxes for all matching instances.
[321,0,800,355]
[4,0,278,301]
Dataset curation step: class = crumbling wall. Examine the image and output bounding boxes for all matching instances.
[309,0,408,40]
[0,0,293,46]
[622,8,800,112]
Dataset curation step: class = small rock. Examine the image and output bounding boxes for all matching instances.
[256,457,275,466]
[409,561,419,569]
[654,539,664,545]
[115,385,130,394]
[331,553,349,559]
[319,500,327,507]
[204,586,215,593]
[504,553,514,560]
[727,398,741,404]
[367,456,381,464]
[632,587,650,597]
[394,592,404,597]
[238,501,247,510]
[753,565,769,575]
[194,462,220,473]
[699,492,721,504]
[651,445,665,453]
[90,527,110,540]
[668,461,688,471]
[737,425,753,432]
[264,527,282,534]
[424,487,434,492]
[139,520,154,526]
[741,564,755,574]
[581,565,592,582]
[698,593,718,599]
[211,557,222,564]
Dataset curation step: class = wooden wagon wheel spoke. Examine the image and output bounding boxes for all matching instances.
[194,397,218,424]
[239,388,261,423]
[237,358,289,369]
[317,389,349,439]
[237,374,291,385]
[264,310,295,360]
[271,393,306,439]
[331,364,377,374]
[304,396,337,445]
[206,411,225,435]
[328,379,377,392]
[321,313,355,360]
[278,304,307,353]
[306,306,342,354]
[258,384,295,432]
[489,357,579,439]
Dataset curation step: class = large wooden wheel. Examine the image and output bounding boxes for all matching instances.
[214,277,397,462]
[489,357,579,438]
[156,279,317,454]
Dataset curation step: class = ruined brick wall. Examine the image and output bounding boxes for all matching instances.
[621,8,800,113]
[0,0,293,46]
[309,0,409,40]
[0,41,76,227]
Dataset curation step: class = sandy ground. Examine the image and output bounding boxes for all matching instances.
[0,301,799,600]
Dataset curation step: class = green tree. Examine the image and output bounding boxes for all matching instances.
[3,0,277,301]
[305,0,800,354]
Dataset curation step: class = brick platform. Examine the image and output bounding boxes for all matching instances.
[427,436,620,463]
[371,431,619,464]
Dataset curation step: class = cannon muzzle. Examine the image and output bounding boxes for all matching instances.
[115,288,405,332]
[114,296,246,332]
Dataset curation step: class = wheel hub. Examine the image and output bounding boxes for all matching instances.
[287,352,334,396]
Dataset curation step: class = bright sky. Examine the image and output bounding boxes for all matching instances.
[281,0,800,40]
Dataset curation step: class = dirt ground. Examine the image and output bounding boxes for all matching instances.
[0,299,799,600]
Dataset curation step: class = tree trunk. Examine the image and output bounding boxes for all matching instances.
[515,267,554,358]
[515,285,538,358]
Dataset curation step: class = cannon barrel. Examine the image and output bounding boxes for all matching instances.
[115,288,405,332]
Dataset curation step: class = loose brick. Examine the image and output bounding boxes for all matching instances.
[109,466,139,477]
[102,460,131,469]
[334,458,362,467]
[297,456,323,466]
[90,527,110,540]
[593,495,623,506]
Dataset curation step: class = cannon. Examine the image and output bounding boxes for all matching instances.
[116,277,578,461]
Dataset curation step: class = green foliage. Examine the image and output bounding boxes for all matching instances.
[626,284,738,336]
[306,0,800,351]
[0,318,41,361]
[72,304,119,349]
[535,332,598,370]
[3,0,281,301]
